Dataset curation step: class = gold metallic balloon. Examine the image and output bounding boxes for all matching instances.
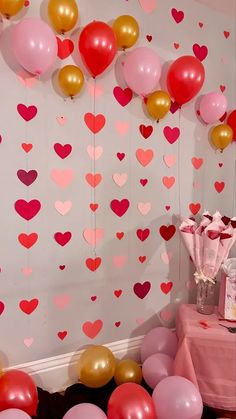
[58,65,84,98]
[114,359,142,386]
[48,0,78,34]
[147,90,171,121]
[78,345,116,388]
[0,0,24,18]
[211,123,233,152]
[112,15,139,50]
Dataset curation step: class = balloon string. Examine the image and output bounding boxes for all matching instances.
[92,77,97,258]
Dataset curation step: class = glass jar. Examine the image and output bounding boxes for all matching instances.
[196,280,215,315]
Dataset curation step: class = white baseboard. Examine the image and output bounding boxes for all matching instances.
[5,336,143,393]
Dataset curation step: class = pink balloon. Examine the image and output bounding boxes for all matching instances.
[0,410,31,418]
[199,92,228,124]
[142,353,173,389]
[63,403,107,419]
[141,327,178,363]
[12,18,57,76]
[123,47,161,96]
[152,376,203,419]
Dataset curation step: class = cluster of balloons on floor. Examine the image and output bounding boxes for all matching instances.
[1,0,235,151]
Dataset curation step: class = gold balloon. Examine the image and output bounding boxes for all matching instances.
[147,90,171,121]
[78,345,116,388]
[48,0,78,34]
[58,65,84,98]
[114,359,142,386]
[211,124,233,152]
[0,0,24,18]
[112,15,139,50]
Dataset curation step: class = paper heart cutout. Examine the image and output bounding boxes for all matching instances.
[90,203,98,212]
[21,143,33,153]
[87,145,103,160]
[22,267,32,277]
[115,321,121,327]
[138,0,157,14]
[140,178,148,186]
[54,231,72,246]
[17,104,37,121]
[139,256,146,263]
[117,152,125,161]
[86,257,102,271]
[56,116,67,125]
[17,169,38,186]
[83,228,104,246]
[0,301,5,315]
[162,176,175,189]
[189,202,201,215]
[165,205,170,211]
[224,30,230,39]
[214,181,225,193]
[91,296,97,301]
[116,232,124,240]
[136,228,150,241]
[18,233,38,248]
[113,255,127,268]
[15,199,41,220]
[110,199,130,217]
[174,42,180,49]
[136,148,154,166]
[133,281,151,299]
[114,289,122,298]
[115,121,129,135]
[161,252,173,264]
[24,337,34,347]
[113,86,133,106]
[198,22,203,28]
[171,8,184,23]
[59,265,65,270]
[113,173,128,188]
[54,143,72,159]
[58,331,67,340]
[86,173,102,188]
[139,124,153,139]
[84,113,106,134]
[56,37,74,59]
[82,320,103,338]
[163,126,180,144]
[220,85,226,92]
[192,43,208,61]
[19,298,38,315]
[163,155,176,168]
[146,35,152,42]
[54,200,72,215]
[51,169,74,188]
[170,101,179,114]
[138,202,151,215]
[160,281,173,294]
[159,225,176,241]
[53,295,70,309]
[191,157,203,169]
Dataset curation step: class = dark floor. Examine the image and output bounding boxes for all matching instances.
[33,379,220,419]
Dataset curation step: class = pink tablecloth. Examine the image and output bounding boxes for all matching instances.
[174,304,236,411]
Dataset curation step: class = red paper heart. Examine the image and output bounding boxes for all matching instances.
[139,124,153,139]
[220,85,226,92]
[224,31,230,39]
[90,203,98,212]
[17,169,38,186]
[21,143,33,153]
[19,298,38,314]
[0,301,5,315]
[86,257,102,271]
[15,199,41,220]
[159,225,176,241]
[86,173,102,188]
[219,163,223,167]
[82,319,103,338]
[113,86,133,107]
[54,143,72,159]
[165,205,170,211]
[171,8,184,23]
[160,281,173,294]
[117,152,125,161]
[110,199,130,217]
[115,321,121,327]
[114,289,122,298]
[214,181,225,193]
[170,101,179,114]
[84,113,106,134]
[57,331,67,340]
[57,37,74,59]
[139,256,146,263]
[0,135,2,144]
[140,178,148,186]
[133,281,151,299]
[163,126,180,144]
[17,104,37,121]
[136,228,150,241]
[116,232,124,240]
[189,202,201,215]
[146,35,152,42]
[174,42,179,49]
[191,157,203,169]
[91,296,97,301]
[18,233,38,248]
[54,232,72,246]
[198,22,203,28]
[192,43,208,61]
[59,265,65,270]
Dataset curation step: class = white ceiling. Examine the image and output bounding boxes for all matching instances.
[195,0,236,17]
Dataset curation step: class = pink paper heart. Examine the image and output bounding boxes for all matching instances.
[163,155,176,168]
[113,173,128,187]
[113,255,127,268]
[82,320,103,339]
[24,337,34,347]
[137,202,151,215]
[22,267,33,276]
[115,121,129,135]
[138,0,157,14]
[87,145,103,160]
[53,295,70,309]
[54,200,72,215]
[83,228,104,246]
[136,148,154,166]
[51,169,74,188]
[56,116,67,125]
[162,176,175,189]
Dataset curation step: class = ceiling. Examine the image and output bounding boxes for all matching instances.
[195,0,236,17]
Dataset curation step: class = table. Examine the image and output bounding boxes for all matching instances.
[173,304,236,411]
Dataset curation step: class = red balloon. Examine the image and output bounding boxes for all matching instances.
[167,55,205,106]
[0,370,38,416]
[79,21,117,78]
[227,110,236,141]
[107,383,156,419]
